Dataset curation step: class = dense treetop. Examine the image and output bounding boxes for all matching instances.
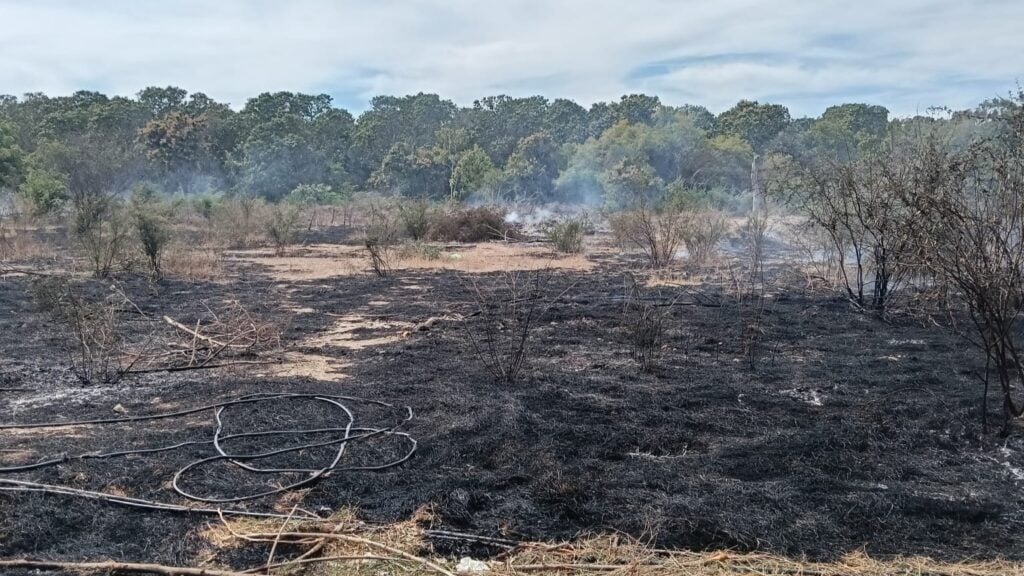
[0,87,1011,210]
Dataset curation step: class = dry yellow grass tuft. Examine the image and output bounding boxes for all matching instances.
[161,243,227,282]
[196,513,1024,576]
[0,222,60,263]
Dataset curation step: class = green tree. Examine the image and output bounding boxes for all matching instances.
[17,168,67,215]
[137,86,188,118]
[138,111,210,193]
[351,93,457,183]
[558,114,709,204]
[450,145,497,200]
[545,98,589,144]
[234,92,344,200]
[0,121,24,189]
[503,132,562,200]
[716,100,791,152]
[464,95,550,165]
[614,94,662,125]
[370,142,450,199]
[808,103,890,161]
[604,158,665,208]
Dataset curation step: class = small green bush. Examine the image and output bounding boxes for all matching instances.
[18,168,67,216]
[130,188,172,280]
[542,216,589,254]
[398,199,433,241]
[265,205,301,255]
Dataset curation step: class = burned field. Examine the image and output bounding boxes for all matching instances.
[2,233,1024,571]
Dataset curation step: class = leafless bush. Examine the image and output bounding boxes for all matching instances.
[784,220,844,291]
[0,215,40,264]
[621,273,674,372]
[364,204,400,277]
[907,119,1024,430]
[73,199,132,279]
[797,153,916,310]
[214,196,266,248]
[680,210,729,264]
[31,277,144,384]
[741,209,773,295]
[462,270,567,385]
[608,204,686,268]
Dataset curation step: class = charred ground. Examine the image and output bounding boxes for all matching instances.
[1,235,1023,568]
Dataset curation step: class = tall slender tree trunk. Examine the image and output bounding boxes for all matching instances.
[750,153,762,213]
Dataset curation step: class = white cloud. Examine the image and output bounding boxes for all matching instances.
[0,0,1020,116]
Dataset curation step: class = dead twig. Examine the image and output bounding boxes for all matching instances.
[0,559,251,576]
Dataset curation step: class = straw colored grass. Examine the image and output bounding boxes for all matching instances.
[197,512,1024,576]
[161,242,226,282]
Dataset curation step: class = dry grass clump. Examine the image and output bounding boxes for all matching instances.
[0,219,59,264]
[427,206,521,243]
[681,210,729,264]
[160,243,225,282]
[211,197,268,249]
[496,535,1024,576]
[193,511,1024,576]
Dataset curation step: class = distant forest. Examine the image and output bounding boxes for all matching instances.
[0,88,1019,212]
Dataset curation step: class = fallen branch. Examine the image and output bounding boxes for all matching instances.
[0,559,250,576]
[0,265,55,277]
[234,531,456,576]
[127,359,281,374]
[164,316,235,349]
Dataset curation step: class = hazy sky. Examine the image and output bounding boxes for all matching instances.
[0,0,1021,117]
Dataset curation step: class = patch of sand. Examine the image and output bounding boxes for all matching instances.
[228,242,593,280]
[271,313,415,380]
[305,314,413,350]
[269,352,351,382]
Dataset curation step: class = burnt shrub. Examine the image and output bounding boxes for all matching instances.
[427,206,521,242]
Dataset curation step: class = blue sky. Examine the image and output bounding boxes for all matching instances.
[0,0,1021,117]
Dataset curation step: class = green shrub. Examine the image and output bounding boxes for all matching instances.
[191,193,221,220]
[18,168,67,216]
[130,188,172,280]
[398,199,433,241]
[265,205,301,255]
[542,216,589,254]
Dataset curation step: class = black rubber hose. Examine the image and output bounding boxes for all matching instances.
[0,391,416,510]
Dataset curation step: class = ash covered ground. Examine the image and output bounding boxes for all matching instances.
[1,231,1023,568]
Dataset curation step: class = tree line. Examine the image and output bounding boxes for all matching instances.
[0,86,980,213]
